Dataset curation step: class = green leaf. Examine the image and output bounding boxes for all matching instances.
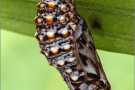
[1,0,134,55]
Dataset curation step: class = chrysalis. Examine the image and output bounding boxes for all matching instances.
[34,0,111,90]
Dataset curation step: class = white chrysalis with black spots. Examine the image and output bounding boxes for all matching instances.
[34,0,111,90]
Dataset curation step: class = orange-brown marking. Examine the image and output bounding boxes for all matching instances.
[33,16,37,22]
[57,60,65,66]
[61,5,66,11]
[46,16,53,24]
[61,29,69,37]
[37,19,42,25]
[73,25,77,30]
[34,32,38,38]
[45,52,50,58]
[50,47,59,54]
[63,44,71,51]
[39,37,44,42]
[36,3,40,7]
[70,14,74,19]
[66,69,72,74]
[71,76,78,82]
[95,81,100,86]
[47,2,55,9]
[40,4,45,9]
[69,57,76,62]
[39,49,43,54]
[60,16,66,23]
[47,31,55,39]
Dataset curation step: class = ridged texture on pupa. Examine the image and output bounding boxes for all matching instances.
[34,0,111,90]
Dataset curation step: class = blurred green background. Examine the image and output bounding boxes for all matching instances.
[1,30,134,90]
[1,0,134,90]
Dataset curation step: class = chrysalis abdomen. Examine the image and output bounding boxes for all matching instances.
[34,0,111,90]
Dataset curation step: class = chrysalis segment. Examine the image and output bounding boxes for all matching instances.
[34,0,111,90]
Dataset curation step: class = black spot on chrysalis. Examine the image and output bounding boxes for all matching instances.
[89,15,102,29]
